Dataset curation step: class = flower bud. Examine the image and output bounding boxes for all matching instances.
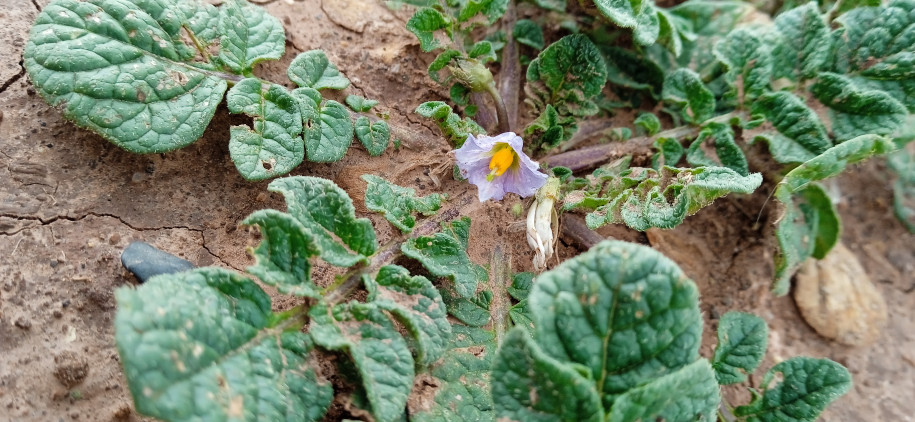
[526,177,560,271]
[448,57,495,93]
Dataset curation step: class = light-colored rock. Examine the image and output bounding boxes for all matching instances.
[794,243,888,346]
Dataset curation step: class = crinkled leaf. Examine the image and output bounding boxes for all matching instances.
[242,209,321,298]
[608,360,720,422]
[410,326,496,422]
[529,240,703,407]
[402,232,480,298]
[345,95,378,112]
[734,358,852,422]
[811,73,908,141]
[567,166,761,231]
[178,0,220,51]
[776,134,898,195]
[634,113,661,136]
[772,183,840,296]
[686,122,749,176]
[524,104,567,150]
[589,0,662,46]
[468,40,497,63]
[668,0,753,70]
[288,50,351,90]
[309,99,354,162]
[712,311,768,385]
[115,268,331,422]
[226,78,304,180]
[440,288,492,327]
[508,272,534,301]
[370,265,451,366]
[23,0,228,153]
[268,176,377,267]
[458,0,509,24]
[415,101,485,146]
[713,28,772,103]
[218,0,285,74]
[771,2,830,80]
[752,92,831,163]
[602,46,665,97]
[407,8,450,52]
[428,49,462,83]
[492,328,603,422]
[355,117,391,156]
[362,174,444,232]
[441,216,472,250]
[651,137,684,169]
[662,69,715,124]
[524,34,607,119]
[309,303,414,422]
[514,19,545,50]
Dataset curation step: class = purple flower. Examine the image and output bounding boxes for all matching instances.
[455,132,548,202]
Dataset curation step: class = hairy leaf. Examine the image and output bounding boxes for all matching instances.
[309,303,414,422]
[714,28,773,103]
[269,176,378,267]
[529,240,704,407]
[288,50,351,91]
[588,0,662,46]
[346,95,378,112]
[602,46,665,97]
[608,360,720,421]
[440,288,492,327]
[712,311,768,385]
[402,232,480,298]
[514,19,545,50]
[24,0,228,153]
[771,2,830,80]
[811,73,908,141]
[362,175,444,232]
[218,0,285,74]
[415,101,485,146]
[242,209,321,297]
[524,34,607,120]
[458,0,509,24]
[686,122,749,176]
[407,8,450,52]
[752,92,831,163]
[296,90,354,163]
[226,79,304,180]
[354,117,391,156]
[734,358,851,422]
[634,113,661,136]
[662,69,715,124]
[651,137,684,169]
[115,268,332,422]
[492,328,603,422]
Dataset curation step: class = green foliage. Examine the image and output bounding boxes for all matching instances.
[634,113,661,136]
[402,232,480,299]
[407,8,451,52]
[686,122,749,176]
[889,146,915,232]
[25,0,388,180]
[355,117,392,156]
[513,19,545,50]
[346,95,379,112]
[525,34,608,122]
[662,69,715,124]
[751,92,832,164]
[812,73,908,141]
[362,175,445,233]
[771,2,830,81]
[712,312,768,385]
[586,0,666,47]
[734,358,852,422]
[415,101,485,145]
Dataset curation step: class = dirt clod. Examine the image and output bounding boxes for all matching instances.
[14,316,31,329]
[53,351,89,388]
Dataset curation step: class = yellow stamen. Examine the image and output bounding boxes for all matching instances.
[488,146,516,182]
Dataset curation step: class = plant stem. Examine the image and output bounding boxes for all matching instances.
[485,83,512,133]
[559,214,604,250]
[488,246,513,346]
[499,0,521,133]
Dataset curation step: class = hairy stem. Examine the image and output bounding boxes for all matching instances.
[488,246,512,346]
[499,0,521,132]
[485,83,512,133]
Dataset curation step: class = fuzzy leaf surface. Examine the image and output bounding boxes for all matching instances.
[712,311,768,385]
[514,19,545,50]
[713,28,772,102]
[362,175,444,233]
[268,176,377,267]
[772,2,830,80]
[288,50,351,90]
[686,122,749,176]
[734,358,851,422]
[589,0,662,46]
[812,73,908,141]
[355,118,391,156]
[23,0,228,153]
[218,0,285,74]
[115,268,332,422]
[662,69,715,123]
[226,78,304,180]
[525,34,607,120]
[292,88,354,163]
[346,95,378,112]
[407,8,450,52]
[242,209,321,297]
[415,101,484,146]
[402,232,479,298]
[607,360,720,421]
[752,92,831,163]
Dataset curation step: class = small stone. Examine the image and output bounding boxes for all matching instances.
[14,317,31,329]
[54,351,89,388]
[121,242,195,283]
[794,243,888,346]
[52,309,63,319]
[108,234,121,245]
[49,260,58,268]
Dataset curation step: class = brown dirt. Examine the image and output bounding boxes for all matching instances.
[0,0,912,421]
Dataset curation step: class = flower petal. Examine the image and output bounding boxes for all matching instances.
[454,132,547,202]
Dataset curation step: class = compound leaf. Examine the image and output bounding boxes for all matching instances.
[608,360,720,422]
[115,268,332,422]
[23,0,228,153]
[663,69,715,124]
[362,175,444,233]
[288,50,351,91]
[734,358,852,422]
[712,311,768,385]
[226,78,304,180]
[218,0,285,74]
[811,73,908,141]
[491,328,603,422]
[309,303,414,422]
[752,92,831,163]
[525,34,607,120]
[242,209,321,298]
[268,176,377,267]
[355,117,391,156]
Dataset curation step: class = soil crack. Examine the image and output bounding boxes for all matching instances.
[0,60,26,94]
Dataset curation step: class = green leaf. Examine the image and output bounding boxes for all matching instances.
[355,117,391,156]
[468,41,497,63]
[362,175,444,232]
[514,19,545,50]
[734,358,852,422]
[567,166,761,231]
[23,0,228,154]
[370,265,451,366]
[832,2,915,75]
[440,288,492,327]
[287,50,351,90]
[525,34,607,119]
[712,312,768,385]
[529,240,703,407]
[428,49,462,83]
[589,0,662,46]
[115,268,332,422]
[608,360,720,421]
[242,209,321,298]
[407,8,450,52]
[811,73,908,141]
[686,122,749,176]
[178,0,220,50]
[771,2,830,80]
[309,303,414,422]
[345,95,378,112]
[401,232,480,298]
[662,69,715,124]
[218,0,285,74]
[491,328,603,422]
[602,46,665,96]
[889,146,915,232]
[634,113,661,136]
[776,134,898,195]
[508,272,534,301]
[226,78,304,180]
[410,326,496,422]
[530,0,566,11]
[291,87,355,162]
[458,0,509,24]
[651,137,684,169]
[415,101,485,145]
[752,92,831,163]
[713,28,773,102]
[268,176,377,267]
[440,216,472,250]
